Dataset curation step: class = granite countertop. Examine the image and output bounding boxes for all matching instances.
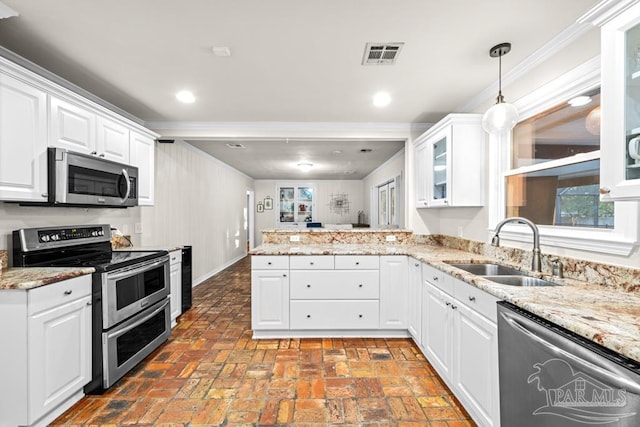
[0,267,95,290]
[251,243,640,363]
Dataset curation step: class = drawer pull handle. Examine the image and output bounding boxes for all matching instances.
[355,262,360,265]
[64,290,73,295]
[451,305,458,310]
[307,284,311,288]
[267,262,272,265]
[358,284,363,288]
[445,301,451,306]
[433,276,438,281]
[468,296,476,302]
[415,263,419,267]
[283,274,287,277]
[87,301,92,306]
[306,315,311,318]
[171,257,177,261]
[359,314,363,318]
[310,262,314,266]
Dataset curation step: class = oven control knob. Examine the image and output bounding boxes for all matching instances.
[91,231,98,236]
[41,235,50,242]
[98,230,104,236]
[51,234,60,241]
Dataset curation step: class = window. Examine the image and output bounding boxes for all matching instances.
[277,184,315,227]
[505,88,615,229]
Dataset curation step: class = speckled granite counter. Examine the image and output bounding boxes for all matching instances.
[0,267,95,290]
[251,242,640,363]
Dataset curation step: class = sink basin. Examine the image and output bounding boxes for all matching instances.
[483,276,559,287]
[448,263,525,276]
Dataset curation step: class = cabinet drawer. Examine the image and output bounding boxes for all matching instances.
[334,255,379,270]
[290,300,379,329]
[169,249,182,265]
[290,255,334,270]
[454,278,499,323]
[28,275,91,316]
[252,255,289,270]
[422,264,452,294]
[290,271,379,299]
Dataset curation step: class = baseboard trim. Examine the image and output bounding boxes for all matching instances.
[193,254,247,287]
[252,329,411,339]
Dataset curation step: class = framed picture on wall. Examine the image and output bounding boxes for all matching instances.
[257,201,264,213]
[264,196,273,210]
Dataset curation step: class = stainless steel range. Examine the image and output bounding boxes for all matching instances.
[13,224,171,393]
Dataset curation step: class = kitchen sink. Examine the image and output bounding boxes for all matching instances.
[447,263,525,276]
[482,276,559,287]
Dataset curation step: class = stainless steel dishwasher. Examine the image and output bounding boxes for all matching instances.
[497,302,640,426]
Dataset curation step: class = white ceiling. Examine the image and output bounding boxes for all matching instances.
[0,0,601,179]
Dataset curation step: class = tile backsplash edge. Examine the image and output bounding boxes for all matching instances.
[0,250,7,270]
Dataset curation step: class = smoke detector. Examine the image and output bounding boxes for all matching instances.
[362,43,404,65]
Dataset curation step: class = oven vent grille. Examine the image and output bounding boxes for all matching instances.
[225,143,246,149]
[362,43,404,65]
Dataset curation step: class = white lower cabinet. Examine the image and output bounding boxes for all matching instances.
[0,275,92,427]
[407,257,422,342]
[169,249,182,328]
[379,255,408,329]
[420,272,501,427]
[251,256,290,330]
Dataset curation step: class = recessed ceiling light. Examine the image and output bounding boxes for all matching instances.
[568,96,592,107]
[176,90,195,103]
[297,163,313,172]
[212,46,231,57]
[373,92,391,107]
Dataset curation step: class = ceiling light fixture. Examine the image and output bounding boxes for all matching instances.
[373,92,391,107]
[568,96,592,107]
[176,90,195,103]
[297,162,313,172]
[482,42,519,135]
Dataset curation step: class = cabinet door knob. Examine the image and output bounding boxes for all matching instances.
[283,274,287,277]
[468,296,476,302]
[99,153,105,157]
[307,284,311,288]
[445,301,451,306]
[415,263,419,267]
[306,314,311,318]
[599,187,611,195]
[433,276,438,281]
[358,284,363,288]
[355,262,360,265]
[64,290,73,295]
[451,305,458,310]
[267,262,272,265]
[41,193,48,198]
[310,262,314,265]
[90,151,97,155]
[359,314,363,318]
[86,301,92,306]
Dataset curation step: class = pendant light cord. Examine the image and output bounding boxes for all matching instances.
[497,53,504,104]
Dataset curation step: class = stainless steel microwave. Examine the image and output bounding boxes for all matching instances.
[46,147,138,207]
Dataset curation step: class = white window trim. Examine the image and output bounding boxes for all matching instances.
[488,55,638,256]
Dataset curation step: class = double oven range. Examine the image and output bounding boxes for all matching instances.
[13,224,171,393]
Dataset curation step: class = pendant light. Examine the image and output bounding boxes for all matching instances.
[482,42,519,135]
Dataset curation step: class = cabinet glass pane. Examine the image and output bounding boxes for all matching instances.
[432,137,447,200]
[627,22,640,180]
[278,186,314,224]
[279,187,295,222]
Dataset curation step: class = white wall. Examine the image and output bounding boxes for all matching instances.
[140,140,254,283]
[254,180,364,245]
[0,203,140,257]
[363,149,406,227]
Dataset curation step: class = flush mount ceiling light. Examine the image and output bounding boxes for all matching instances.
[0,1,18,19]
[568,96,592,107]
[373,92,391,107]
[212,46,231,57]
[297,162,313,172]
[176,90,195,103]
[482,42,519,136]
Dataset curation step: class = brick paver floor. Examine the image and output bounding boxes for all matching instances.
[51,256,475,426]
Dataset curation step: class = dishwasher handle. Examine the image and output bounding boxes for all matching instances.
[500,309,640,394]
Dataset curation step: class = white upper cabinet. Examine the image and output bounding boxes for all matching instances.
[49,96,96,154]
[96,116,130,163]
[414,114,485,208]
[130,131,155,206]
[0,71,48,202]
[601,3,640,200]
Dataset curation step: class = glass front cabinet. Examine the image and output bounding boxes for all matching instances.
[601,3,640,200]
[277,184,315,227]
[413,114,485,208]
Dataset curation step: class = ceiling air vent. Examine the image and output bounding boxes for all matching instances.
[225,143,246,149]
[360,148,374,153]
[362,42,404,65]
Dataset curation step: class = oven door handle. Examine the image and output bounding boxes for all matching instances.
[107,299,169,340]
[107,256,168,281]
[121,168,131,202]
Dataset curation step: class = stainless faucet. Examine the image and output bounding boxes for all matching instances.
[491,217,541,273]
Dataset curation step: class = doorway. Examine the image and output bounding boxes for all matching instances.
[371,173,404,228]
[246,190,255,252]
